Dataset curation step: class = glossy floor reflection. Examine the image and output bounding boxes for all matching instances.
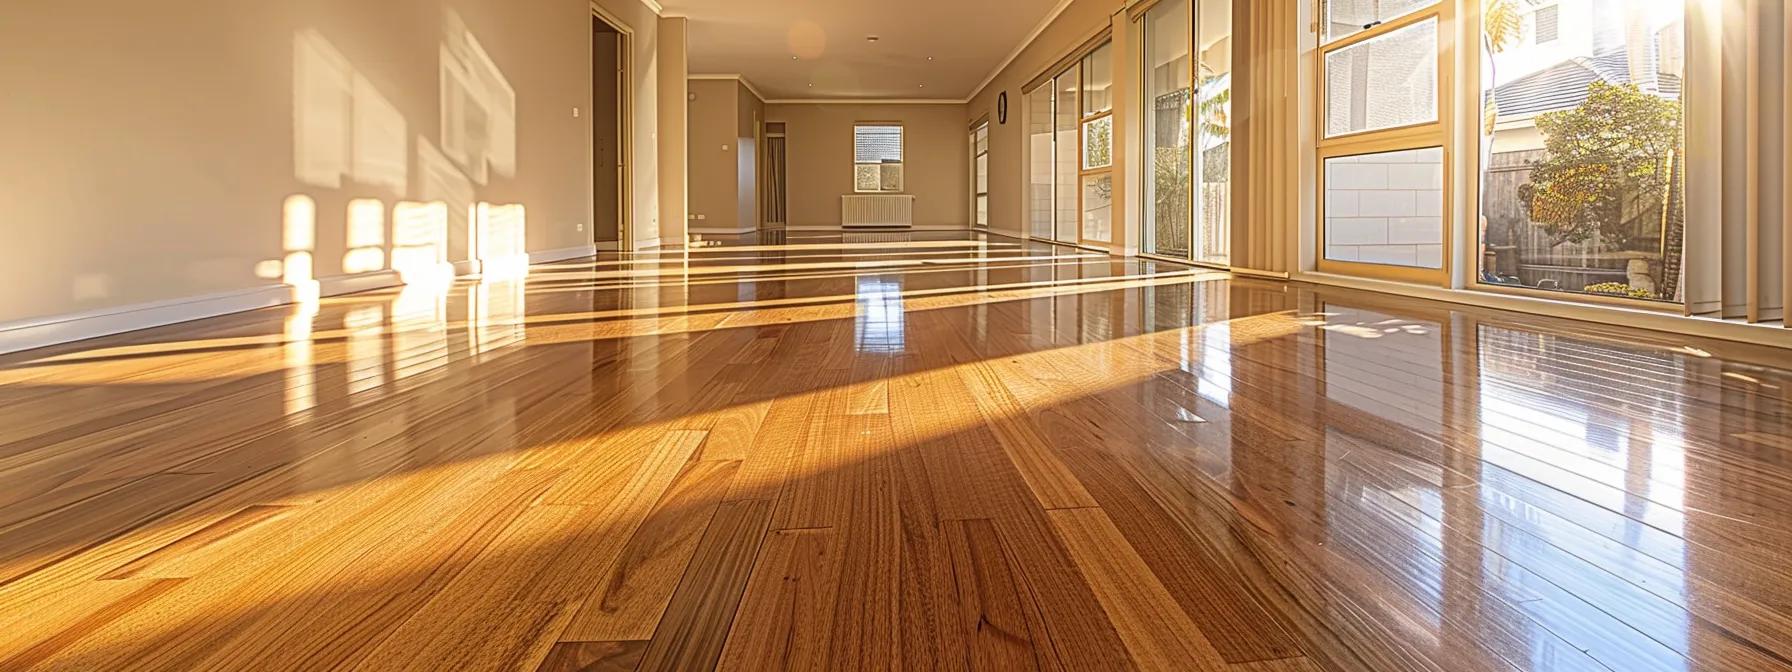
[2,232,1790,671]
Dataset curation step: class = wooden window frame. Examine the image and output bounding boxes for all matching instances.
[1314,1,1454,285]
[1460,0,1684,311]
[1079,43,1117,246]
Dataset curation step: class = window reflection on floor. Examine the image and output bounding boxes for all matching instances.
[854,276,905,354]
[1474,324,1690,670]
[1321,305,1445,436]
[1320,304,1449,636]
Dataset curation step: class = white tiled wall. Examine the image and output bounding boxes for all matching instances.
[1324,146,1444,269]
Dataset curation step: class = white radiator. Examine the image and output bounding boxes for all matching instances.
[841,194,915,229]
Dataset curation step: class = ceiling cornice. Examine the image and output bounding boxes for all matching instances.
[640,0,664,15]
[762,98,968,105]
[688,73,769,102]
[965,0,1076,103]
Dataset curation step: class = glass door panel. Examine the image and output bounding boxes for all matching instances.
[1055,69,1081,242]
[1141,0,1193,259]
[1027,85,1055,239]
[1194,0,1232,266]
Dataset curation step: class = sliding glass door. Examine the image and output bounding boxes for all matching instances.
[1193,0,1231,265]
[972,121,989,229]
[1026,44,1114,247]
[1055,69,1081,242]
[1028,86,1055,239]
[1080,44,1116,245]
[1142,0,1191,259]
[1139,0,1231,267]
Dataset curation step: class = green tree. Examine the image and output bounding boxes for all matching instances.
[1519,81,1681,246]
[1483,0,1523,54]
[1482,0,1523,135]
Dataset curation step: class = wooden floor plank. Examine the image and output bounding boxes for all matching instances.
[1048,507,1231,671]
[3,233,1791,671]
[715,526,846,671]
[535,640,648,672]
[561,459,742,642]
[635,499,773,671]
[944,518,1060,671]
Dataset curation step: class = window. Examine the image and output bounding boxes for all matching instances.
[1325,147,1445,268]
[1324,18,1438,138]
[1322,0,1435,43]
[1476,0,1685,304]
[853,123,903,193]
[1080,43,1115,243]
[972,121,990,228]
[1317,0,1448,282]
[1025,39,1112,246]
[1533,5,1558,44]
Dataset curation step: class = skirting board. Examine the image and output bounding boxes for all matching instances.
[0,283,297,357]
[319,269,403,297]
[1296,271,1792,351]
[530,244,598,264]
[787,224,973,232]
[688,227,757,235]
[0,244,599,357]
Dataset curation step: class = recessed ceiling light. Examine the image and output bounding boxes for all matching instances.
[791,55,799,60]
[866,35,880,43]
[918,84,926,88]
[927,56,935,61]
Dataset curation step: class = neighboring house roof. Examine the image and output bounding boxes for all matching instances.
[1492,47,1681,118]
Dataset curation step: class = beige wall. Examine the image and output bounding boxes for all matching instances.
[656,16,689,245]
[687,79,741,231]
[737,84,765,232]
[966,0,1126,238]
[686,78,765,234]
[0,0,678,333]
[766,103,970,228]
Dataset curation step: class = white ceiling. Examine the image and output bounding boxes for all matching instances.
[659,0,1065,101]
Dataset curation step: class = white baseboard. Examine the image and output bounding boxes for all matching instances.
[0,245,598,356]
[635,237,663,250]
[1297,271,1792,351]
[529,244,598,264]
[787,224,973,232]
[0,284,294,356]
[689,227,756,235]
[318,270,404,297]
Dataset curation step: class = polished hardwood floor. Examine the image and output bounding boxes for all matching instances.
[4,232,1792,671]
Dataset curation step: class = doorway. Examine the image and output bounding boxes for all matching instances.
[592,12,629,249]
[971,120,989,229]
[763,122,788,230]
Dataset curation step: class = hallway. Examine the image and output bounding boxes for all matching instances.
[2,233,1790,670]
